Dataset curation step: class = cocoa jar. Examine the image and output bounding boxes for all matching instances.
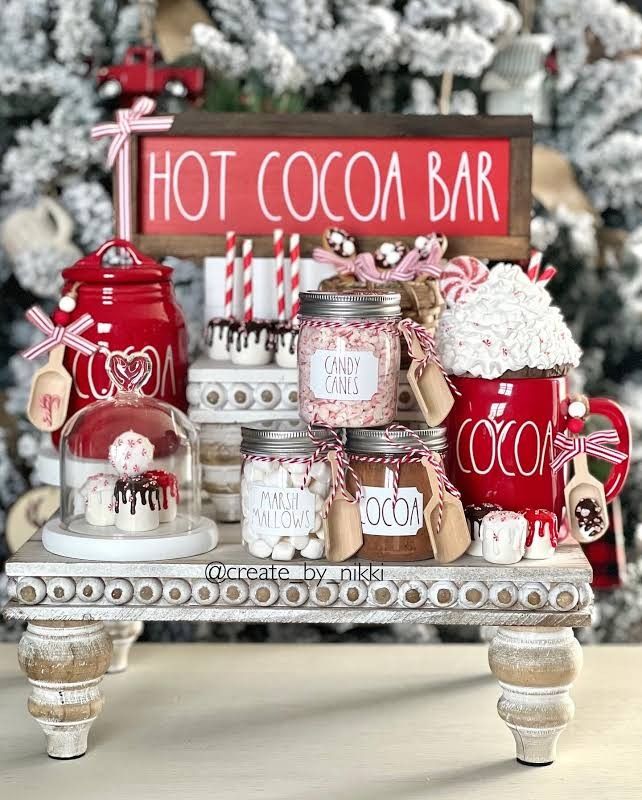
[347,424,447,562]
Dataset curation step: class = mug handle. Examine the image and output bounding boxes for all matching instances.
[588,397,631,503]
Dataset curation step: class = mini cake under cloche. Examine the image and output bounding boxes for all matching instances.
[42,351,218,561]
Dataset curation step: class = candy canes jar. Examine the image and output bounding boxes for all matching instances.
[240,421,332,561]
[297,291,401,428]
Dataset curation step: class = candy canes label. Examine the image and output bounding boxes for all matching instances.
[309,344,379,401]
[359,486,423,536]
[249,485,315,539]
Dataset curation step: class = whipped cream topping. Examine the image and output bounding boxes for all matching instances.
[436,263,581,379]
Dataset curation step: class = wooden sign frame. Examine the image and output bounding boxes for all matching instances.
[116,111,532,260]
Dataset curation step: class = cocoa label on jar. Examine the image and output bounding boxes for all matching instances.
[309,342,379,401]
[249,486,315,539]
[359,486,423,536]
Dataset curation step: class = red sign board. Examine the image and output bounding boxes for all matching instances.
[119,112,532,258]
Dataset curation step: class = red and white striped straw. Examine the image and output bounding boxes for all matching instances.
[289,233,301,321]
[224,231,236,319]
[242,238,253,324]
[274,228,286,321]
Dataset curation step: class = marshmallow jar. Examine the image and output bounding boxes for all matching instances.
[230,320,274,366]
[297,291,401,428]
[240,422,332,560]
[523,508,559,560]
[80,473,118,527]
[481,510,527,565]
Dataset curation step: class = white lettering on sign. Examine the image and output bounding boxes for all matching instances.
[360,486,423,536]
[309,343,379,401]
[455,418,555,478]
[249,485,315,539]
[427,150,500,223]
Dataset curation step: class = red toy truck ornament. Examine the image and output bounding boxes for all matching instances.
[96,46,204,105]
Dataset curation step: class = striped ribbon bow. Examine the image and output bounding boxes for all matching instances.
[91,97,173,240]
[550,430,627,473]
[304,423,362,516]
[22,306,98,360]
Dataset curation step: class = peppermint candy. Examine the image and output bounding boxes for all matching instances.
[108,429,154,477]
[440,256,489,306]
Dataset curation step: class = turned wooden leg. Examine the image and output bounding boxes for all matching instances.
[18,620,112,759]
[488,626,582,766]
[105,621,144,673]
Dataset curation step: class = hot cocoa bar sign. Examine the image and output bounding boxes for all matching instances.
[114,111,532,259]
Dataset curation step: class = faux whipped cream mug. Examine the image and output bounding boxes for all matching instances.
[446,375,631,523]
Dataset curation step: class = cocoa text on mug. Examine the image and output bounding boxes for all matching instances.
[455,417,555,478]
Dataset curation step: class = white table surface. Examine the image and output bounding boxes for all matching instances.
[1,642,639,799]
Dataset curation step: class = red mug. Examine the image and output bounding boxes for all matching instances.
[445,375,631,522]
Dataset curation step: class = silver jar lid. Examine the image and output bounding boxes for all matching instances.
[299,290,402,319]
[346,423,447,455]
[241,420,334,456]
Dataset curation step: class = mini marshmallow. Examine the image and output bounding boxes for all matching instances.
[301,538,324,560]
[249,540,273,558]
[271,541,296,561]
[275,331,298,369]
[115,499,159,533]
[310,462,331,482]
[81,473,117,527]
[481,511,527,565]
[230,326,272,366]
[289,536,310,550]
[208,323,231,361]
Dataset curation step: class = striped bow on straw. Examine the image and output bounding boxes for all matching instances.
[550,430,628,473]
[304,423,361,516]
[22,306,99,360]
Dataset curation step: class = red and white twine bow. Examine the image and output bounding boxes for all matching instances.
[398,318,460,396]
[305,423,362,516]
[386,423,459,534]
[91,97,173,240]
[550,430,627,473]
[22,306,98,360]
[313,235,443,285]
[527,250,557,285]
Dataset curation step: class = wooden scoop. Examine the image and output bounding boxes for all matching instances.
[406,329,454,426]
[26,345,71,432]
[323,450,363,562]
[565,452,609,543]
[422,457,470,563]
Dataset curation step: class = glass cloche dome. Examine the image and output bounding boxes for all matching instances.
[42,351,218,561]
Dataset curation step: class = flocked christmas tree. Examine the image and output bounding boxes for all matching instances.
[0,0,641,642]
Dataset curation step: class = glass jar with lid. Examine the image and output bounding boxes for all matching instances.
[240,421,333,561]
[346,423,447,562]
[297,291,401,428]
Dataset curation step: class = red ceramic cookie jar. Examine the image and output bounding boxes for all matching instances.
[445,375,631,522]
[52,239,188,451]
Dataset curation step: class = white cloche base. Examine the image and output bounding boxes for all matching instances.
[42,515,218,562]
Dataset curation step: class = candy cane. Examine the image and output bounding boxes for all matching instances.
[290,233,301,321]
[224,231,236,319]
[274,229,286,321]
[242,239,253,324]
[527,250,557,285]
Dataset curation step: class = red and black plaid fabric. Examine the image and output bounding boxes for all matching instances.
[583,497,626,590]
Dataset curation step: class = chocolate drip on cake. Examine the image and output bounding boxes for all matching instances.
[206,318,232,347]
[144,470,179,510]
[465,503,500,524]
[113,474,161,515]
[229,319,276,352]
